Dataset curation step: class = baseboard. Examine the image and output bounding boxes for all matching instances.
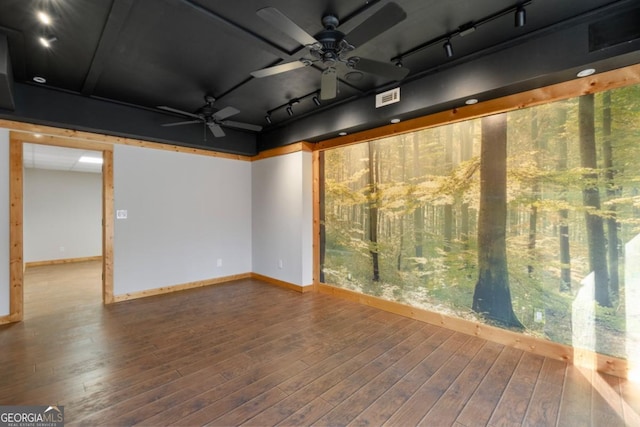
[112,273,252,302]
[317,283,629,379]
[25,256,102,269]
[250,273,313,293]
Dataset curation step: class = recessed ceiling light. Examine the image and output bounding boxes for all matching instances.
[577,68,596,78]
[465,98,479,105]
[33,133,43,138]
[390,118,401,124]
[37,11,52,25]
[79,156,103,164]
[33,76,47,83]
[338,131,347,136]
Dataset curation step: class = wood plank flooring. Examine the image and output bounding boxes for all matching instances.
[1,261,639,426]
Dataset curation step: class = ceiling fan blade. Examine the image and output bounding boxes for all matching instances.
[161,120,202,127]
[157,105,202,120]
[343,2,406,47]
[251,60,308,78]
[351,57,409,81]
[257,7,318,46]
[207,123,226,138]
[221,120,263,132]
[320,67,338,100]
[213,106,240,121]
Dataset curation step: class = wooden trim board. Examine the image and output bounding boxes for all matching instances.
[9,137,23,322]
[317,283,629,378]
[24,256,103,269]
[315,63,640,152]
[250,273,313,293]
[8,131,115,320]
[112,273,253,302]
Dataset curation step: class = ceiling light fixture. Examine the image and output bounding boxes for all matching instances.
[391,1,532,65]
[515,6,526,28]
[390,118,401,124]
[576,68,596,77]
[459,24,476,37]
[33,76,47,83]
[79,156,103,164]
[339,132,347,136]
[264,91,321,124]
[37,11,52,25]
[465,98,479,105]
[38,36,57,48]
[443,39,454,58]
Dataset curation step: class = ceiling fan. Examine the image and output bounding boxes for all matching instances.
[158,95,262,138]
[251,2,410,100]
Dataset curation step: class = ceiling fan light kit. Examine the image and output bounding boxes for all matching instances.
[250,2,410,102]
[158,96,262,139]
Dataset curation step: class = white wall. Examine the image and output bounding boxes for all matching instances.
[113,145,252,296]
[23,168,102,262]
[251,151,313,286]
[0,129,9,316]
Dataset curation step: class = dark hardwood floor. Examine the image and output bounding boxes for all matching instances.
[1,261,639,426]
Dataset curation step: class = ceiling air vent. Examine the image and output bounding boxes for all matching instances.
[375,87,400,108]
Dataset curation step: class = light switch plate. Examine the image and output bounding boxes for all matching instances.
[116,209,128,219]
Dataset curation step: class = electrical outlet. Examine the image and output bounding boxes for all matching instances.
[534,310,544,323]
[217,258,222,267]
[278,259,283,269]
[59,246,65,252]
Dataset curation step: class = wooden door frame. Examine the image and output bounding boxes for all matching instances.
[8,131,114,322]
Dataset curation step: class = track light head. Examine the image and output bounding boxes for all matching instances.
[38,35,57,48]
[286,105,293,116]
[312,96,321,106]
[515,6,526,28]
[443,39,454,58]
[265,115,272,125]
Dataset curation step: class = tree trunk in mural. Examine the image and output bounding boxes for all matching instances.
[413,133,424,265]
[473,113,523,328]
[368,140,380,281]
[528,109,540,275]
[602,91,619,299]
[460,121,474,249]
[444,126,454,252]
[579,94,611,307]
[319,152,326,283]
[556,104,572,291]
[398,137,406,271]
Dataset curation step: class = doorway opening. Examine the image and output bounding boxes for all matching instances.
[8,131,114,322]
[22,143,103,319]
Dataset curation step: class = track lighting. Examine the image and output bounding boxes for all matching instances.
[443,39,454,58]
[37,11,53,25]
[38,35,57,48]
[264,91,323,123]
[391,1,532,65]
[459,24,476,37]
[515,6,526,28]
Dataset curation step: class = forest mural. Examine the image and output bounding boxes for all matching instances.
[320,84,640,359]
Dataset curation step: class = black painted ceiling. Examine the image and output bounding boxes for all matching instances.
[0,0,638,155]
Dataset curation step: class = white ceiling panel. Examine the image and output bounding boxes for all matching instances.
[23,143,103,174]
